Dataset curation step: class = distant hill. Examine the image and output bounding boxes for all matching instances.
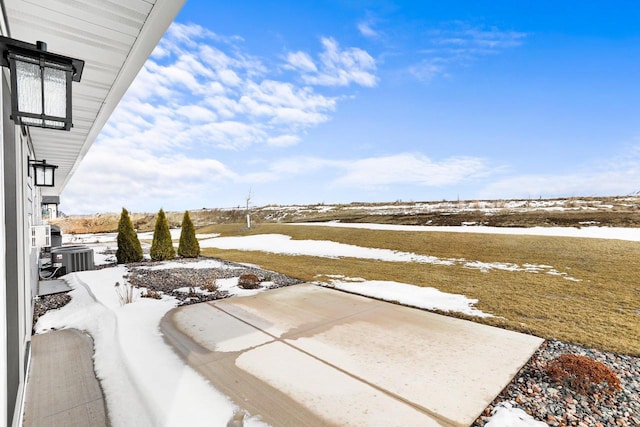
[50,196,640,235]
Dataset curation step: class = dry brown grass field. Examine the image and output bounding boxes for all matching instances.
[52,197,640,355]
[198,223,640,356]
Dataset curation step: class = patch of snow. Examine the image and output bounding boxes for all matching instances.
[65,229,218,246]
[236,262,263,269]
[463,260,519,273]
[484,401,547,426]
[195,232,220,239]
[199,233,454,266]
[174,277,264,296]
[170,277,267,298]
[318,276,491,318]
[290,222,640,242]
[200,233,579,279]
[132,228,182,241]
[137,259,233,271]
[90,245,117,266]
[462,260,577,280]
[216,277,266,297]
[63,232,118,244]
[173,286,212,295]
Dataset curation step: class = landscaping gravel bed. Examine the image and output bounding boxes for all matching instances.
[473,340,640,426]
[125,257,303,305]
[33,256,303,324]
[32,292,72,332]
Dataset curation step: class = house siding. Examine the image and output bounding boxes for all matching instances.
[2,67,20,427]
[2,65,38,427]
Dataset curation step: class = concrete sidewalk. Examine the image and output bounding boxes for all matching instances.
[23,329,108,427]
[162,284,543,426]
[37,279,72,296]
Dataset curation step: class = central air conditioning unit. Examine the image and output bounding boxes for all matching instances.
[50,245,95,275]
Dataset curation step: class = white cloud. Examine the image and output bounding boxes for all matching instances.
[479,145,640,199]
[238,156,341,184]
[235,153,492,191]
[63,22,377,213]
[287,37,378,87]
[357,20,379,39]
[410,23,526,82]
[266,135,300,147]
[93,23,345,152]
[285,51,317,72]
[239,80,336,127]
[479,172,638,200]
[408,60,448,83]
[332,153,491,189]
[460,27,527,50]
[175,105,217,123]
[156,22,242,53]
[62,142,237,214]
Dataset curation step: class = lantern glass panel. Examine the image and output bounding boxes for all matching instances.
[34,165,54,186]
[43,63,67,129]
[15,55,42,126]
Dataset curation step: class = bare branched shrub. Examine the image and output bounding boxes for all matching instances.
[545,354,621,395]
[200,272,218,292]
[115,281,137,305]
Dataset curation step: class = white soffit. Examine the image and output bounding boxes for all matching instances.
[4,0,185,195]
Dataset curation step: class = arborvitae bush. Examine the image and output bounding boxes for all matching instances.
[116,208,143,263]
[178,210,200,258]
[150,208,176,261]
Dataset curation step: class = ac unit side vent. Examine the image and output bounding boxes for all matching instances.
[31,225,51,248]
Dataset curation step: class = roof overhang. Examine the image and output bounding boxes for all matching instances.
[3,0,185,196]
[41,195,60,205]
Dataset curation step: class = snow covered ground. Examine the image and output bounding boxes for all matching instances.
[485,402,548,426]
[64,229,219,245]
[35,267,268,427]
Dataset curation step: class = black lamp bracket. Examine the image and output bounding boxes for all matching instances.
[0,36,84,82]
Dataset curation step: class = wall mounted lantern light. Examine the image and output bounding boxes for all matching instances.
[30,159,58,187]
[0,36,84,131]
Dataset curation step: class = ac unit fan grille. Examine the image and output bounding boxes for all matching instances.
[50,245,95,273]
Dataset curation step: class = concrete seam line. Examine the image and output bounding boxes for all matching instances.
[211,303,461,427]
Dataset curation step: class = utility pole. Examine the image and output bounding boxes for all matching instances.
[245,187,252,229]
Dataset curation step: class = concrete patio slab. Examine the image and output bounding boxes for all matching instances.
[162,284,543,427]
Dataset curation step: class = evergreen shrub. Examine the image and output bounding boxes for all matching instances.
[150,208,176,261]
[178,210,200,258]
[116,208,143,263]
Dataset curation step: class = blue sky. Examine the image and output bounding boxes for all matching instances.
[62,1,640,214]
